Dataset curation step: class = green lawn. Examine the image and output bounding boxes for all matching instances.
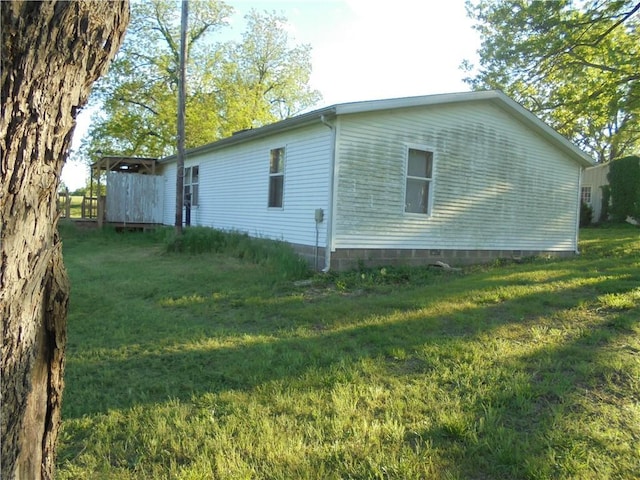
[58,195,85,218]
[56,224,640,479]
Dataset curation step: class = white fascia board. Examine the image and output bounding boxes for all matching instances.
[160,107,338,164]
[583,161,610,171]
[334,90,500,115]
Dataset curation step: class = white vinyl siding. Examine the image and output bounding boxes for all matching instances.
[160,162,176,226]
[333,102,582,252]
[161,124,332,247]
[581,162,610,223]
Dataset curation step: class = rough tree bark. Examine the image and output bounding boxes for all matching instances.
[1,2,129,479]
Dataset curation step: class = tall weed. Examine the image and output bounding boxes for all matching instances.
[164,226,309,280]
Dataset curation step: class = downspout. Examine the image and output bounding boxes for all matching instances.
[575,166,584,254]
[320,114,337,272]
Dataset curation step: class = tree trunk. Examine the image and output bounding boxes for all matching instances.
[1,2,129,479]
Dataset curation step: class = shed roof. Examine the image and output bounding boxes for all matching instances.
[162,90,594,168]
[92,156,158,174]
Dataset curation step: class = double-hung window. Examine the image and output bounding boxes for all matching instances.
[184,165,199,207]
[405,147,434,215]
[581,186,592,205]
[268,147,285,208]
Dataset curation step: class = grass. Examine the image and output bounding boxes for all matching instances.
[56,223,640,479]
[58,195,85,218]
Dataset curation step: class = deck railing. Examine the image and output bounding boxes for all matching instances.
[81,196,98,219]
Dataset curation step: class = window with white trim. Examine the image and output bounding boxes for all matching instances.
[184,165,199,207]
[268,147,285,208]
[581,186,592,205]
[405,147,434,214]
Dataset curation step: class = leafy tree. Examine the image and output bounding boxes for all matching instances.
[80,0,321,160]
[464,0,640,163]
[1,1,128,478]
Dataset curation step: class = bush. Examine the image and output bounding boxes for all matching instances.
[580,201,593,226]
[608,155,640,222]
[600,184,611,223]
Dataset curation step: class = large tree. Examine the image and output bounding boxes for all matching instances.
[464,0,640,163]
[81,0,321,159]
[1,2,128,478]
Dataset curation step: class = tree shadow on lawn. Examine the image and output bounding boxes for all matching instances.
[64,249,637,356]
[62,271,635,415]
[414,306,639,479]
[60,264,639,478]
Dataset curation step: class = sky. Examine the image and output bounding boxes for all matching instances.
[62,0,480,190]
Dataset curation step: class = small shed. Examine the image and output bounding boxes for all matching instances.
[158,90,594,270]
[91,156,163,226]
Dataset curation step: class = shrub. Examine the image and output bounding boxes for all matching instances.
[608,155,640,222]
[580,201,593,226]
[600,184,611,223]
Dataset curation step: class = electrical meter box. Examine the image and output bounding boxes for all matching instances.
[314,208,324,223]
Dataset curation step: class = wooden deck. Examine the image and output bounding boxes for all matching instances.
[69,219,160,232]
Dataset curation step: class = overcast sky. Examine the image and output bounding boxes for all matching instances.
[63,0,480,190]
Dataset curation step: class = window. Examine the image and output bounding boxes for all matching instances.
[405,147,434,214]
[268,147,285,208]
[184,165,199,207]
[581,186,592,205]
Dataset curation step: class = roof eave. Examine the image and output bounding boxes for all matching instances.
[160,106,337,163]
[159,90,594,168]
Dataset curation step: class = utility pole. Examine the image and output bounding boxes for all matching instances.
[175,0,188,233]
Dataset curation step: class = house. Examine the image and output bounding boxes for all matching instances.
[158,90,594,271]
[581,161,610,223]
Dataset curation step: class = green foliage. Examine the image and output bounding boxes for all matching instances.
[57,196,84,219]
[164,226,309,280]
[607,155,640,222]
[580,201,593,226]
[465,0,640,162]
[56,225,640,479]
[601,184,611,223]
[78,1,321,160]
[319,264,451,293]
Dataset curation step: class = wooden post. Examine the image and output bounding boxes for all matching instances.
[175,0,188,234]
[64,188,70,218]
[89,166,94,218]
[97,196,105,228]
